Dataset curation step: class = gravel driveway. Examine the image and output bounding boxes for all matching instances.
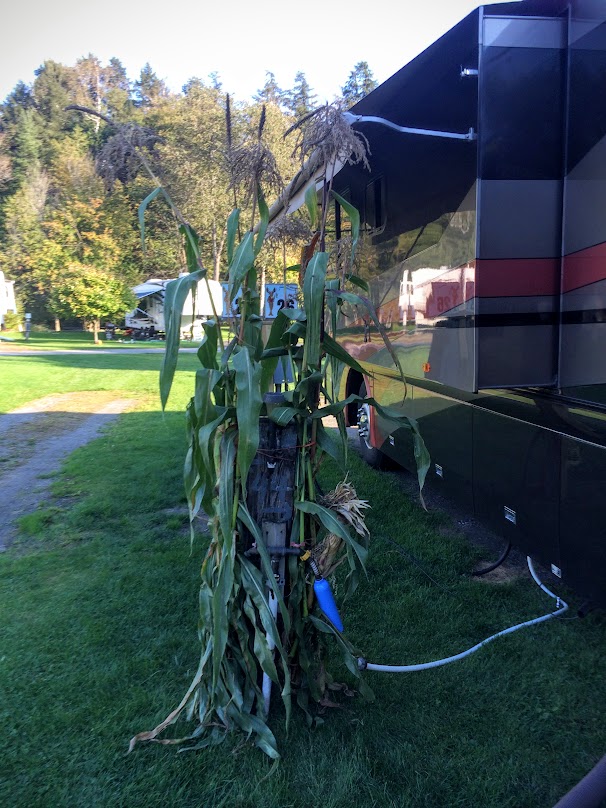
[0,393,137,550]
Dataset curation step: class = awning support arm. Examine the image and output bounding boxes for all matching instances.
[342,112,477,141]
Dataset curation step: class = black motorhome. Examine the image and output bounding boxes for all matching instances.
[330,0,606,608]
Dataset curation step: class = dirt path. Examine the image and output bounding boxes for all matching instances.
[0,393,137,550]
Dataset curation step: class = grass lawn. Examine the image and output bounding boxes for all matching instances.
[1,350,605,807]
[0,328,235,353]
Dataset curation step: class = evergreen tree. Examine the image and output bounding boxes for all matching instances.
[0,82,36,129]
[104,58,133,120]
[182,77,205,96]
[11,108,43,184]
[254,72,284,107]
[0,134,10,190]
[208,72,222,91]
[285,71,317,119]
[134,63,169,107]
[32,60,82,143]
[341,61,378,106]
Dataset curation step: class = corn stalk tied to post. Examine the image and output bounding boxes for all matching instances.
[126,107,429,759]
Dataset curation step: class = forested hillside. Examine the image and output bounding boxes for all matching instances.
[0,58,377,328]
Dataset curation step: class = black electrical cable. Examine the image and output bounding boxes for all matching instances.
[375,533,449,591]
[472,540,512,576]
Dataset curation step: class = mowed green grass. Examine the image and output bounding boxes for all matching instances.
[1,350,606,807]
[0,327,235,354]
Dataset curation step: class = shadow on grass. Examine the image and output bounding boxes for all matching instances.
[1,407,606,807]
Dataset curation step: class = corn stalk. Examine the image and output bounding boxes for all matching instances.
[128,117,429,759]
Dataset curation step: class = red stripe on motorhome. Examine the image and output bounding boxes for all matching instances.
[562,242,606,293]
[475,258,560,298]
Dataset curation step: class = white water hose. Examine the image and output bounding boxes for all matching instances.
[359,557,568,673]
[262,592,279,714]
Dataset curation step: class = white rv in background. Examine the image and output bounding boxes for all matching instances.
[125,275,223,339]
[0,271,17,329]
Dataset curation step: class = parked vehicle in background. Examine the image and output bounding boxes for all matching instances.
[125,275,223,339]
[0,271,17,330]
[328,0,606,609]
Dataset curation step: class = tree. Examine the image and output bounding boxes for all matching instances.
[104,57,132,120]
[0,82,36,130]
[49,130,102,199]
[75,54,104,128]
[285,71,317,119]
[254,71,284,107]
[48,262,135,342]
[341,61,378,106]
[9,107,43,184]
[134,63,169,108]
[32,61,84,148]
[0,134,11,189]
[156,87,234,280]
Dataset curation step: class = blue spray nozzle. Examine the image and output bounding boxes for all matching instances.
[313,576,344,632]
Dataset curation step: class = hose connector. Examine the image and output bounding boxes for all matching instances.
[357,657,367,671]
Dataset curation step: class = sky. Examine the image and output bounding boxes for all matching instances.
[0,0,510,104]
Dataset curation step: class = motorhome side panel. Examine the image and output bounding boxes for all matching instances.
[559,9,606,389]
[331,0,606,607]
[475,13,565,389]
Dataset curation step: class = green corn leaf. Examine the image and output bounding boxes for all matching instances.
[211,548,235,692]
[194,368,221,423]
[237,502,290,631]
[226,705,281,760]
[198,406,231,482]
[243,315,263,361]
[280,308,307,322]
[308,616,375,701]
[232,348,262,496]
[310,392,360,418]
[218,429,237,550]
[296,500,368,568]
[138,187,162,251]
[295,370,323,398]
[268,406,299,426]
[370,400,430,494]
[180,222,202,273]
[284,321,307,340]
[239,556,284,652]
[305,183,319,230]
[321,332,369,378]
[242,596,279,684]
[220,336,238,370]
[325,278,339,338]
[226,208,240,265]
[302,251,328,370]
[160,270,205,409]
[222,654,245,712]
[254,187,269,257]
[197,319,219,370]
[228,232,254,303]
[260,346,289,360]
[332,190,360,264]
[346,273,369,293]
[314,420,346,469]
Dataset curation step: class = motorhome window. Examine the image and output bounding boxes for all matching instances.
[354,194,476,315]
[364,177,386,233]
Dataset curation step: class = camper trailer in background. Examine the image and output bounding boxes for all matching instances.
[125,276,223,339]
[328,0,606,609]
[0,271,17,329]
[221,283,298,319]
